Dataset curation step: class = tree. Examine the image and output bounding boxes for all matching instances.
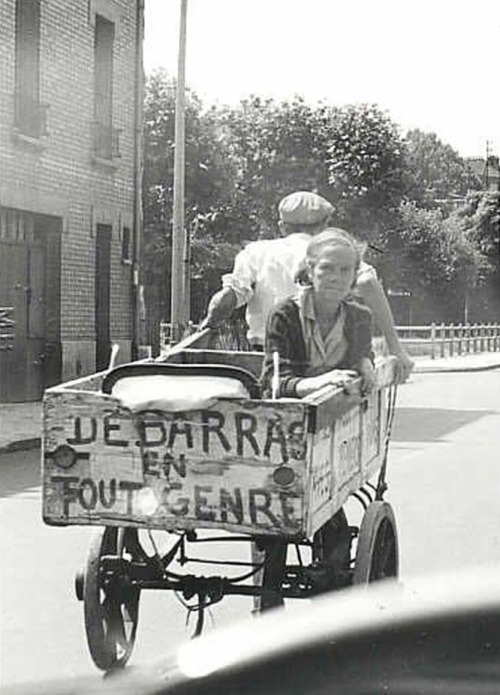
[217,95,332,237]
[142,75,494,333]
[325,104,407,240]
[142,70,241,342]
[403,129,482,209]
[443,191,500,319]
[451,191,500,258]
[378,202,486,323]
[143,69,239,239]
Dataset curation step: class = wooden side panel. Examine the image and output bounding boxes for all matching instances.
[42,391,309,537]
[306,383,389,537]
[375,355,397,388]
[304,422,333,534]
[333,406,362,502]
[360,389,382,480]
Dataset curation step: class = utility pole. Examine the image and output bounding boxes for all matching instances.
[170,0,188,344]
[132,0,145,359]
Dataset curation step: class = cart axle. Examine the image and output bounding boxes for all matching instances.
[84,554,353,602]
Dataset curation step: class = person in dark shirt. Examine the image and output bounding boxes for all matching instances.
[201,191,413,384]
[261,228,375,399]
[260,228,374,597]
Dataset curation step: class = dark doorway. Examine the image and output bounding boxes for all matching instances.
[95,224,112,371]
[0,209,61,402]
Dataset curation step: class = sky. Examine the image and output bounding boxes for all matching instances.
[143,0,500,159]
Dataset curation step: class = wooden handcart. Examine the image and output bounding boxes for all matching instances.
[42,329,399,672]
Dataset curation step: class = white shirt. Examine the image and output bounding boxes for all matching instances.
[222,233,377,344]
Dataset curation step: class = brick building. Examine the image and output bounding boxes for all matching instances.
[0,0,144,402]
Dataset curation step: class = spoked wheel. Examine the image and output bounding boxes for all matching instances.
[353,501,399,585]
[83,526,140,671]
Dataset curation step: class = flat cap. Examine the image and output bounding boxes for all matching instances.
[278,191,334,225]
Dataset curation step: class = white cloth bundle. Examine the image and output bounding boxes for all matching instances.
[111,374,250,412]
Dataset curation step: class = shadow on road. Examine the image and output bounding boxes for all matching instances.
[0,447,41,498]
[392,407,494,442]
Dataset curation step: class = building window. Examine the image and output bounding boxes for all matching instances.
[14,0,48,138]
[93,14,120,160]
[121,226,132,263]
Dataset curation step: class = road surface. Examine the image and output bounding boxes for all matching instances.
[1,369,500,685]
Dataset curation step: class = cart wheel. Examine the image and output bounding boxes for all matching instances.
[83,527,140,671]
[353,501,398,585]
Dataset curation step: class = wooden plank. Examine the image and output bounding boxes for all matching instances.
[332,406,362,502]
[46,372,107,393]
[304,421,333,534]
[374,355,397,388]
[305,382,390,537]
[360,389,381,479]
[42,390,309,536]
[163,327,212,353]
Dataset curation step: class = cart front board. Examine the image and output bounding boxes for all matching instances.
[42,355,396,540]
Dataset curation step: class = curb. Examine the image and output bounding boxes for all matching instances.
[0,437,41,454]
[414,361,500,374]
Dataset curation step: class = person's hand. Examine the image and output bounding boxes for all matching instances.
[326,369,358,394]
[296,370,358,398]
[199,288,238,331]
[359,359,377,396]
[393,350,414,384]
[199,314,218,330]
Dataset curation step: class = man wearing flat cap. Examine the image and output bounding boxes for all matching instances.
[201,191,413,382]
[201,192,331,346]
[278,190,334,225]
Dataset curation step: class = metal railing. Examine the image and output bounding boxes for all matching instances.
[159,320,500,360]
[396,323,500,359]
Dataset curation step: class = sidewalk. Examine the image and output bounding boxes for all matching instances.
[0,400,42,452]
[413,351,500,374]
[1,352,499,453]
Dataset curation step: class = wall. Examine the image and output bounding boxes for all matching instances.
[0,0,141,394]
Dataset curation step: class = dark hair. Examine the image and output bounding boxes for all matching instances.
[295,227,365,285]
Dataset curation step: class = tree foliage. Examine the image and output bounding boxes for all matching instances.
[326,104,407,238]
[403,129,482,208]
[442,191,500,318]
[216,95,332,237]
[378,202,485,322]
[142,69,241,327]
[448,191,500,260]
[141,71,496,333]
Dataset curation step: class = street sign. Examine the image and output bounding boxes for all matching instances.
[387,289,412,298]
